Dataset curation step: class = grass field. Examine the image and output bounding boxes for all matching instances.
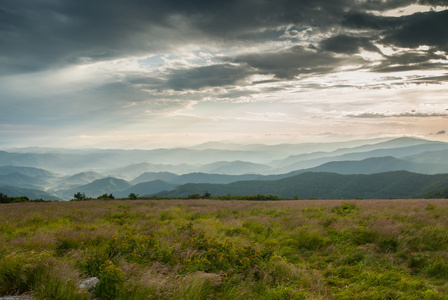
[1,199,448,299]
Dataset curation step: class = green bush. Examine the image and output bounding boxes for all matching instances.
[94,260,124,299]
[331,203,359,216]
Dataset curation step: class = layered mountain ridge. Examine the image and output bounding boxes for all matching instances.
[0,137,447,200]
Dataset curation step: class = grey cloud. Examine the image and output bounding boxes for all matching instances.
[412,74,448,83]
[382,10,448,50]
[165,64,253,90]
[418,0,448,4]
[387,52,446,65]
[372,63,444,73]
[127,76,166,90]
[347,112,448,118]
[216,90,258,99]
[0,0,202,74]
[234,46,363,79]
[320,35,379,54]
[342,10,448,55]
[342,12,402,30]
[372,51,448,73]
[346,113,388,119]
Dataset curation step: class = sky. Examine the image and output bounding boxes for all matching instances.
[1,0,448,149]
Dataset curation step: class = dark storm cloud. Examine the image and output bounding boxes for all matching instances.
[382,10,448,50]
[341,9,448,73]
[2,0,437,75]
[342,9,448,51]
[0,0,196,74]
[320,35,379,54]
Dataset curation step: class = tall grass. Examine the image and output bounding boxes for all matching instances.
[1,199,448,299]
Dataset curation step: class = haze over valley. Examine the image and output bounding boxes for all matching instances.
[1,137,447,200]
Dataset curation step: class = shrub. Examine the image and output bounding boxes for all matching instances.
[94,260,124,299]
[425,259,448,278]
[331,203,358,216]
[98,193,115,200]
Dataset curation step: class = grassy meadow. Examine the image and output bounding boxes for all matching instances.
[1,199,448,299]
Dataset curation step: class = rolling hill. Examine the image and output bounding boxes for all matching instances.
[61,177,133,199]
[156,171,448,199]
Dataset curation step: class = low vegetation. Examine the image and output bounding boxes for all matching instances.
[1,199,448,299]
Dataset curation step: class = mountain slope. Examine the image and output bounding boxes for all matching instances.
[132,172,179,184]
[304,156,448,175]
[424,187,448,199]
[0,165,55,178]
[58,171,104,187]
[114,180,177,198]
[156,171,448,199]
[132,172,260,185]
[198,161,273,175]
[403,149,448,166]
[62,177,133,199]
[106,163,196,179]
[0,173,48,189]
[0,185,61,200]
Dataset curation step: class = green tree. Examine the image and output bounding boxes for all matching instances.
[73,192,86,201]
[128,193,139,200]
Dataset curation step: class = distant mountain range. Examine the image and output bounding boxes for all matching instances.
[0,137,447,200]
[132,172,260,185]
[302,156,448,175]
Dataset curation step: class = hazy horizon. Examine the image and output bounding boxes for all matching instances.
[0,136,440,151]
[1,1,447,149]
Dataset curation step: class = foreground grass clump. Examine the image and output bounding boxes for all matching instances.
[1,199,448,299]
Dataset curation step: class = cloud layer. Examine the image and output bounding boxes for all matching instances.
[1,0,447,148]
